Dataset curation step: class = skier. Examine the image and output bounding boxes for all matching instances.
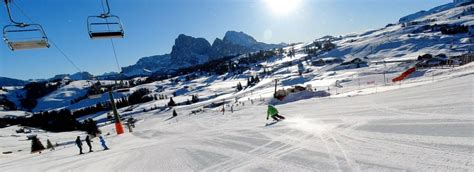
[172,109,178,117]
[99,135,109,150]
[127,117,136,128]
[85,135,93,152]
[75,136,84,155]
[267,105,286,121]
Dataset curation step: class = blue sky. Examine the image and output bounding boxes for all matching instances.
[0,0,450,80]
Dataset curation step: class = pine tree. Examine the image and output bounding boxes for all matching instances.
[84,118,100,136]
[236,82,243,91]
[168,97,176,107]
[191,95,199,103]
[31,136,45,153]
[46,139,55,150]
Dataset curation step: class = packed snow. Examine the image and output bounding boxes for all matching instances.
[1,68,473,171]
[1,1,473,171]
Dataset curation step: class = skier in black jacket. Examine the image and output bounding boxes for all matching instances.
[75,136,83,155]
[85,135,93,152]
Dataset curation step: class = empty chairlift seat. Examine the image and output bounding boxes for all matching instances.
[3,24,50,51]
[87,15,124,39]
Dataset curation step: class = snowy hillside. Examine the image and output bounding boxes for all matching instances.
[0,67,472,171]
[320,3,473,62]
[0,2,473,171]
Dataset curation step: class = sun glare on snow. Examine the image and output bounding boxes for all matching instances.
[264,0,303,16]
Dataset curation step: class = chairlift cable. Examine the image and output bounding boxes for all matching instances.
[50,40,83,73]
[11,0,83,73]
[110,39,122,73]
[100,0,122,75]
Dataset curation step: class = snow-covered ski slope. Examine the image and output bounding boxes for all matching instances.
[1,2,474,171]
[1,68,473,171]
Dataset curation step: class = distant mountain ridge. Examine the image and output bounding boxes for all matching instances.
[122,31,286,77]
[0,77,28,86]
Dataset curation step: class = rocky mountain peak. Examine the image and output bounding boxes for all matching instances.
[170,34,212,66]
[223,31,258,47]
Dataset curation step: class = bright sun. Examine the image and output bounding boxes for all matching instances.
[264,0,303,16]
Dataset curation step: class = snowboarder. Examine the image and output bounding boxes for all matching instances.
[85,135,93,152]
[75,136,84,155]
[267,105,286,121]
[99,135,109,150]
[230,105,234,113]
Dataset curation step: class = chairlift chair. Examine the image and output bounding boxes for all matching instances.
[87,0,124,39]
[2,0,50,51]
[88,86,103,99]
[3,24,50,51]
[87,78,104,99]
[87,15,124,39]
[114,88,129,93]
[112,81,129,93]
[88,93,102,99]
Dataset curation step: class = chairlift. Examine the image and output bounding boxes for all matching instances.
[87,79,104,99]
[114,88,129,93]
[88,0,124,39]
[88,93,102,99]
[2,0,50,51]
[112,81,129,93]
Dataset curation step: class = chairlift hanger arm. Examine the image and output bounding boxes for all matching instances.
[100,0,111,17]
[4,0,24,25]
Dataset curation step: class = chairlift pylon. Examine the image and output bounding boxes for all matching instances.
[2,0,50,51]
[87,0,124,39]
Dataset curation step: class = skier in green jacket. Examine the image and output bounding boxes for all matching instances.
[267,105,286,121]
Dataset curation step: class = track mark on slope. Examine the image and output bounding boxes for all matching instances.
[202,129,319,171]
[323,132,361,172]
